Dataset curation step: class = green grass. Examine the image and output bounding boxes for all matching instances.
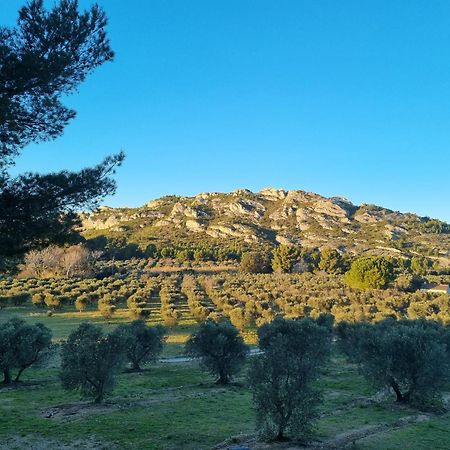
[2,355,450,449]
[317,403,409,439]
[0,306,257,357]
[356,415,450,450]
[0,307,131,341]
[0,363,254,450]
[2,311,450,449]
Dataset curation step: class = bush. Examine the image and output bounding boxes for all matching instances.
[240,251,272,274]
[318,248,345,274]
[271,245,300,273]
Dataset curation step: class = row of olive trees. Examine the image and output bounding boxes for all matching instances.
[181,275,213,321]
[186,316,450,442]
[185,317,332,441]
[159,277,182,326]
[4,315,450,442]
[240,246,346,275]
[0,318,165,397]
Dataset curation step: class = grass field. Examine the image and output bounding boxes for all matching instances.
[1,308,450,449]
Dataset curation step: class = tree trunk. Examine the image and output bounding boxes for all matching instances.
[131,361,141,371]
[276,427,284,441]
[217,367,229,385]
[389,377,404,402]
[14,367,25,382]
[3,369,11,385]
[216,370,229,384]
[94,391,104,403]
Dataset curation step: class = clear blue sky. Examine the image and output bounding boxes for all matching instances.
[3,1,450,221]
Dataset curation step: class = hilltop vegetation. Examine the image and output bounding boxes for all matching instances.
[80,188,450,267]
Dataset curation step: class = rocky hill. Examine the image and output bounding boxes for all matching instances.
[81,188,450,262]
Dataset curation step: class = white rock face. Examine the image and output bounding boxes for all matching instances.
[354,210,382,223]
[232,188,253,196]
[170,203,199,219]
[275,234,295,245]
[185,219,204,233]
[269,206,294,222]
[285,190,317,203]
[82,215,121,230]
[313,198,351,218]
[206,224,258,242]
[227,199,266,219]
[296,207,312,223]
[259,187,287,201]
[154,219,172,227]
[384,225,408,241]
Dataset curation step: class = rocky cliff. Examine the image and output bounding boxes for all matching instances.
[80,188,450,260]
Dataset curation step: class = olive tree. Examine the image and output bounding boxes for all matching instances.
[337,319,450,408]
[248,318,331,441]
[115,321,165,371]
[185,319,248,384]
[0,318,52,384]
[60,323,125,403]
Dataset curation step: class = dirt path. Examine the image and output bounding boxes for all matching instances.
[0,436,114,450]
[214,397,449,450]
[41,386,229,422]
[307,414,431,449]
[214,413,432,450]
[158,347,261,364]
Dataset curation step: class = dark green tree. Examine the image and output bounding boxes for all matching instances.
[12,321,52,382]
[410,256,432,276]
[0,318,20,384]
[185,319,248,384]
[0,317,52,384]
[248,318,331,441]
[60,322,125,403]
[0,0,123,256]
[176,248,194,262]
[338,319,450,408]
[115,321,165,371]
[318,248,345,273]
[239,251,272,274]
[271,245,300,273]
[344,256,394,290]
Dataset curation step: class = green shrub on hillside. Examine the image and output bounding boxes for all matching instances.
[344,256,394,290]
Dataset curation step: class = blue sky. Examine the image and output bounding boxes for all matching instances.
[3,1,450,221]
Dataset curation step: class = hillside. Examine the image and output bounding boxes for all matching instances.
[81,188,450,262]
